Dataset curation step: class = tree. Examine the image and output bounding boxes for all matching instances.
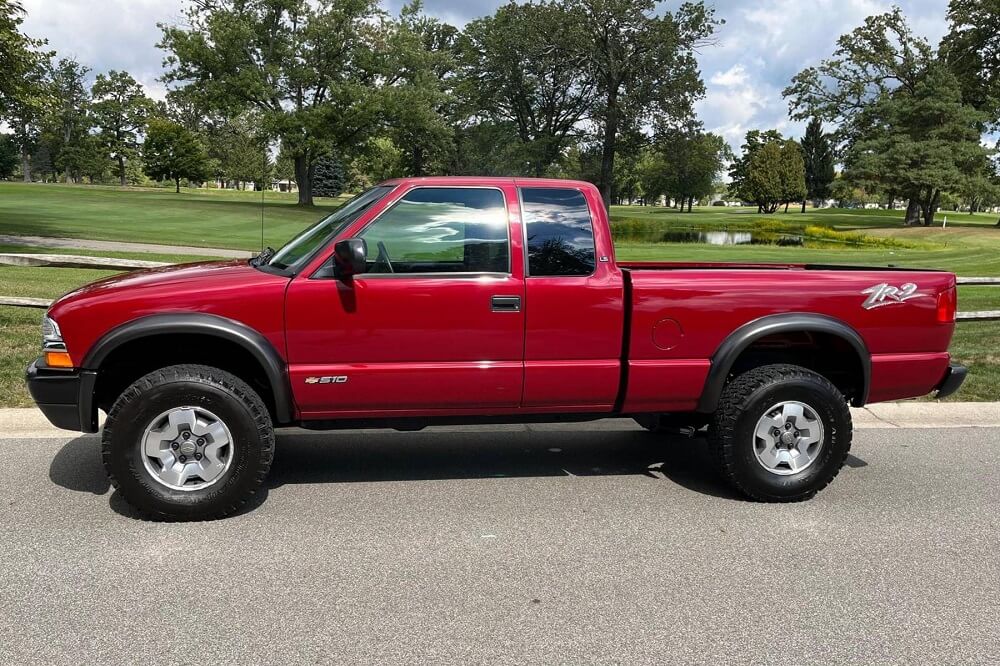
[568,0,720,208]
[0,0,48,117]
[46,57,91,181]
[778,140,807,213]
[384,2,459,176]
[312,153,346,197]
[784,8,987,224]
[143,117,212,192]
[160,0,390,206]
[942,0,1000,126]
[206,115,270,189]
[91,71,154,186]
[57,133,109,183]
[843,64,990,225]
[655,125,730,211]
[460,1,592,176]
[799,117,835,211]
[0,133,17,178]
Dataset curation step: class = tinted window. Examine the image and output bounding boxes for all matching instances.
[521,188,596,276]
[359,188,508,274]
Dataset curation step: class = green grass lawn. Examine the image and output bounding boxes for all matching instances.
[0,182,997,406]
[0,181,348,251]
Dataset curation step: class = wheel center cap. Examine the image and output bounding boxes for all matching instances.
[780,431,796,446]
[179,441,197,456]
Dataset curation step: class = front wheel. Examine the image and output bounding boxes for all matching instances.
[707,364,852,502]
[102,364,275,520]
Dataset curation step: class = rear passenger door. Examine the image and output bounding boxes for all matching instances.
[519,186,625,410]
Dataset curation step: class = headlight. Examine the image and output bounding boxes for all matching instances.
[42,315,62,345]
[41,315,73,368]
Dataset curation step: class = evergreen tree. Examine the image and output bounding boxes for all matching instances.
[312,153,346,198]
[799,117,835,211]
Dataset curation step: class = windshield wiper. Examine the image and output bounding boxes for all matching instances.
[250,246,276,268]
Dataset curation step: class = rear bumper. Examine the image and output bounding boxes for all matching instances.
[25,360,99,433]
[934,363,968,400]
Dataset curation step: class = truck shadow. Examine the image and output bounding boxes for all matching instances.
[48,427,869,518]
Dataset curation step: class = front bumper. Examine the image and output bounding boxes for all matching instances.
[935,363,968,400]
[25,360,99,433]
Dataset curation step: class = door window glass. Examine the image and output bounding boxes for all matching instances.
[359,188,509,274]
[520,187,596,276]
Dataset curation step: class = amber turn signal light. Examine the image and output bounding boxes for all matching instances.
[44,351,74,368]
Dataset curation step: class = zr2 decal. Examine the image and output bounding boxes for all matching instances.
[304,376,349,385]
[860,282,923,310]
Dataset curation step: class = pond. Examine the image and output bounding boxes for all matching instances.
[651,229,804,246]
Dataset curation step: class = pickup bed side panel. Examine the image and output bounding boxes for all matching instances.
[621,268,956,412]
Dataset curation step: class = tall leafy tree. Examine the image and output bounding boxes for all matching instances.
[460,0,593,176]
[91,70,154,186]
[799,117,835,211]
[730,130,804,213]
[45,57,92,182]
[0,0,48,117]
[942,0,1000,126]
[143,116,212,192]
[783,8,987,223]
[844,63,990,225]
[655,125,730,211]
[568,0,720,208]
[160,0,390,205]
[384,2,459,176]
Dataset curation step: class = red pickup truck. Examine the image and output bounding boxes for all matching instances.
[27,177,965,519]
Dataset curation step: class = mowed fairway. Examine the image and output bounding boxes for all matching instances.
[0,182,348,251]
[0,182,998,406]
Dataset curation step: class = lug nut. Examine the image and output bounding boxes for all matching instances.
[182,431,191,440]
[196,438,205,446]
[179,455,186,463]
[785,423,792,430]
[171,442,179,450]
[195,453,202,461]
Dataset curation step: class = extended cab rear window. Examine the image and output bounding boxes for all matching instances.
[520,187,596,277]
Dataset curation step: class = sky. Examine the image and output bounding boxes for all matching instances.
[21,0,954,150]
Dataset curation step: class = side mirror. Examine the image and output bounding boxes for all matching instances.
[332,238,367,278]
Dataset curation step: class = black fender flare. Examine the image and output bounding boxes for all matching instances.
[82,313,294,424]
[696,313,871,413]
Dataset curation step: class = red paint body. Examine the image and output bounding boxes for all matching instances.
[46,177,959,423]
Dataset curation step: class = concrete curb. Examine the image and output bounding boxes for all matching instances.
[4,403,1000,439]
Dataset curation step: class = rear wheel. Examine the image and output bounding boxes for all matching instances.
[707,364,851,502]
[102,364,274,520]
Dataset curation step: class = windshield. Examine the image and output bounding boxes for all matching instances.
[266,185,395,271]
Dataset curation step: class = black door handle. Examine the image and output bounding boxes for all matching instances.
[491,295,521,312]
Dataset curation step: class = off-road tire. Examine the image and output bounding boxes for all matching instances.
[707,364,852,502]
[102,364,274,521]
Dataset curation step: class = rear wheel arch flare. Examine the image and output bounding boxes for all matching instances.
[83,313,294,424]
[697,313,871,413]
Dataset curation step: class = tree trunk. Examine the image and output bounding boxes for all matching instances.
[598,88,619,211]
[294,154,314,206]
[20,148,31,182]
[175,177,181,194]
[801,200,807,213]
[688,196,694,213]
[117,155,126,187]
[887,191,895,210]
[784,201,790,213]
[923,189,940,226]
[904,198,922,225]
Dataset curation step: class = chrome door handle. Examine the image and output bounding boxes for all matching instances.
[491,295,521,312]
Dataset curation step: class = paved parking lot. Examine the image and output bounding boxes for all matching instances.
[2,422,998,664]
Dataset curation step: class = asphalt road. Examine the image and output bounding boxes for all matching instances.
[1,422,998,664]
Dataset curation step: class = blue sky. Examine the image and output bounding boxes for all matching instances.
[22,0,953,149]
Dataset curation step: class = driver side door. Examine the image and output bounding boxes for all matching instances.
[284,185,525,419]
